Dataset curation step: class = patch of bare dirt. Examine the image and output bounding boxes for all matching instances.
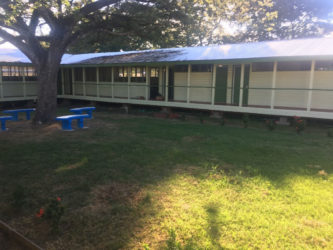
[0,114,117,142]
[83,182,144,213]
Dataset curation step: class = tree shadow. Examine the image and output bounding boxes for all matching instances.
[205,202,224,249]
[1,112,333,248]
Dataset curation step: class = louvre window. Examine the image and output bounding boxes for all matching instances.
[114,67,128,82]
[252,62,274,72]
[191,64,212,72]
[74,68,83,81]
[99,67,112,82]
[131,66,146,82]
[174,65,188,72]
[150,68,159,77]
[277,61,311,71]
[315,60,333,71]
[85,67,97,82]
[1,66,24,81]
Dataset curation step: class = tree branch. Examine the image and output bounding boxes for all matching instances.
[77,0,121,16]
[0,28,39,63]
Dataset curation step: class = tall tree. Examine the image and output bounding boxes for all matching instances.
[0,0,182,123]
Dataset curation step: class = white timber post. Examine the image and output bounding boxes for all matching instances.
[270,61,277,109]
[187,64,191,103]
[211,64,216,105]
[111,67,114,99]
[128,67,131,99]
[307,60,315,111]
[0,66,3,99]
[96,67,100,98]
[83,68,86,96]
[72,68,75,96]
[239,64,245,106]
[165,65,169,102]
[146,66,149,100]
[61,69,65,95]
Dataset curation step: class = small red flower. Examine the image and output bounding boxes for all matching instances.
[56,197,61,202]
[36,208,44,218]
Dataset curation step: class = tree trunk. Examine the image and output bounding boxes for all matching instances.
[33,54,62,124]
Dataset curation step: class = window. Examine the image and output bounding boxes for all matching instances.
[174,65,188,72]
[191,64,212,72]
[252,62,274,72]
[24,67,37,81]
[99,67,112,82]
[1,66,23,81]
[74,68,83,81]
[131,66,146,82]
[315,60,333,71]
[150,68,159,78]
[277,61,311,71]
[85,67,97,82]
[114,66,128,82]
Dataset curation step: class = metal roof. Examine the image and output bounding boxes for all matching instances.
[1,37,333,65]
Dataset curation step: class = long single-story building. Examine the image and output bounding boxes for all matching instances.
[1,37,333,119]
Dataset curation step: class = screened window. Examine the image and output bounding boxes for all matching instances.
[1,66,23,81]
[85,67,97,82]
[131,66,146,82]
[150,68,159,77]
[315,60,333,71]
[277,61,311,71]
[114,67,128,82]
[24,67,37,81]
[191,64,212,72]
[99,67,112,82]
[174,65,188,72]
[252,62,274,72]
[74,68,83,81]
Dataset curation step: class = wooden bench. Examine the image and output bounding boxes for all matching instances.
[0,116,13,131]
[2,108,36,121]
[69,107,96,119]
[56,114,90,131]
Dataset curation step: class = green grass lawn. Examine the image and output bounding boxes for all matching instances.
[0,110,333,249]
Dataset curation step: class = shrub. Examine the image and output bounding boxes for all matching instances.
[293,116,306,134]
[36,197,64,232]
[242,114,250,128]
[265,119,277,131]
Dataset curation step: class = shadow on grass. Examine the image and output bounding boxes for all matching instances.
[205,202,224,249]
[0,112,332,248]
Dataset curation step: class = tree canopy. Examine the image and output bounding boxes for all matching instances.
[0,0,186,122]
[69,0,333,53]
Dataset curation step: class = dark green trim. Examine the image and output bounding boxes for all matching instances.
[242,65,250,106]
[215,66,228,103]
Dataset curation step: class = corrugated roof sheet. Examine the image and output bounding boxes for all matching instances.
[1,37,333,65]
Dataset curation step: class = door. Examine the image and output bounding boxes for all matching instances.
[232,65,241,105]
[150,76,159,100]
[168,67,174,101]
[63,68,72,95]
[242,65,250,106]
[215,65,228,104]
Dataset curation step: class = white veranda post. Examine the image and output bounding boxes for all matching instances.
[211,64,216,105]
[270,61,277,109]
[187,64,191,103]
[307,60,315,111]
